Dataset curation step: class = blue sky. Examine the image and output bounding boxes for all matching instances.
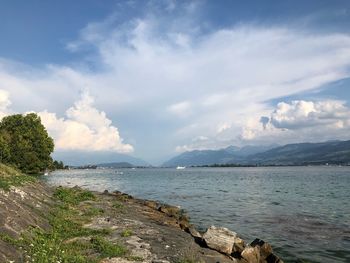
[0,0,350,164]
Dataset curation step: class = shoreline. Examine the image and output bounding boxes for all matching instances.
[0,175,284,263]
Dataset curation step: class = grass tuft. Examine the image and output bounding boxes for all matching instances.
[53,186,96,205]
[121,229,133,237]
[112,201,125,209]
[91,236,127,258]
[0,164,36,191]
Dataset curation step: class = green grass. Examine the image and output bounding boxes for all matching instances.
[0,163,23,177]
[120,229,133,237]
[127,256,144,261]
[1,186,127,262]
[112,201,125,209]
[91,236,127,258]
[82,206,105,217]
[0,163,36,191]
[53,186,96,205]
[0,232,18,246]
[21,227,97,263]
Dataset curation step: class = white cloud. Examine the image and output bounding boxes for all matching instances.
[270,100,350,129]
[175,135,210,152]
[167,101,191,117]
[0,89,133,153]
[217,123,231,134]
[0,89,11,118]
[239,100,350,145]
[1,7,350,158]
[38,92,134,153]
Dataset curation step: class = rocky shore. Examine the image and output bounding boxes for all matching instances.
[0,175,283,263]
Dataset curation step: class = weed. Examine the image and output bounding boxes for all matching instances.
[82,206,105,217]
[121,229,133,237]
[0,164,36,191]
[112,201,125,209]
[127,256,144,261]
[0,233,18,246]
[91,236,127,258]
[53,186,96,205]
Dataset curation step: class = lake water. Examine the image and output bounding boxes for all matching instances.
[45,167,350,263]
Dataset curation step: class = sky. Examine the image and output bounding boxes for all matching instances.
[0,0,350,164]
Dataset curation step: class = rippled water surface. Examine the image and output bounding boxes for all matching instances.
[46,167,350,263]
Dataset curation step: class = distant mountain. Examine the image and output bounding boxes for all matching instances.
[163,144,277,167]
[97,162,134,168]
[246,140,350,165]
[163,149,238,167]
[163,141,350,167]
[52,151,149,167]
[229,144,279,157]
[223,145,240,154]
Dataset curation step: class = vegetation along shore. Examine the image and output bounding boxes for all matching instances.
[0,164,283,263]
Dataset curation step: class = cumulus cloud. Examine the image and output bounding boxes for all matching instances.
[238,100,350,145]
[0,89,11,118]
[0,89,133,153]
[38,92,134,153]
[269,100,350,130]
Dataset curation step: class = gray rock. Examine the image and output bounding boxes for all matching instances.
[232,236,245,254]
[241,246,260,263]
[250,238,283,262]
[188,226,202,239]
[203,225,237,255]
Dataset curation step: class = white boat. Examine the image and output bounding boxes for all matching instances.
[176,166,186,170]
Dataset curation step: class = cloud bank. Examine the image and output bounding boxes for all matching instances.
[0,3,350,159]
[242,100,350,145]
[269,100,350,130]
[0,90,133,153]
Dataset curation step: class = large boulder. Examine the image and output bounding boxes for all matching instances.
[232,236,245,254]
[250,238,283,263]
[241,246,260,263]
[187,226,202,239]
[203,226,244,255]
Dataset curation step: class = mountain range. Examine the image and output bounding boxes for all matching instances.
[163,140,350,167]
[97,162,135,168]
[52,151,149,167]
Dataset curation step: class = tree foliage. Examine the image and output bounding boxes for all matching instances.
[0,113,55,174]
[52,160,66,170]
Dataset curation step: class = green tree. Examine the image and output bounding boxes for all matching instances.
[0,133,10,163]
[0,113,54,174]
[52,160,65,170]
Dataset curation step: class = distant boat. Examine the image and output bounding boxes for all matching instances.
[176,166,186,170]
[44,171,49,176]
